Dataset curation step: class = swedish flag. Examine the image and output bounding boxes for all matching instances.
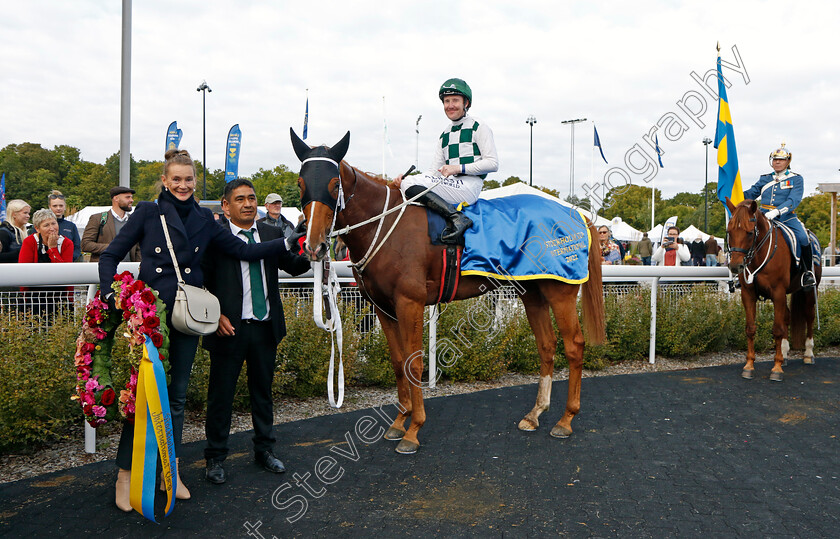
[714,53,743,211]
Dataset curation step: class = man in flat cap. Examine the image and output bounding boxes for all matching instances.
[258,193,295,238]
[81,186,141,262]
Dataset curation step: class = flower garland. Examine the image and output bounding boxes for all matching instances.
[74,271,171,427]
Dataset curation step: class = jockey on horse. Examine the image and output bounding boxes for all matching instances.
[393,78,499,244]
[743,143,816,291]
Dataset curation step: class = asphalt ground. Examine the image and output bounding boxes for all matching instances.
[1,358,838,538]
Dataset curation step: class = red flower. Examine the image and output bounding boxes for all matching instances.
[140,290,156,304]
[83,404,93,416]
[101,388,116,406]
[145,316,160,329]
[151,332,164,348]
[83,342,96,353]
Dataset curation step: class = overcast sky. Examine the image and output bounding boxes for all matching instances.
[2,0,838,206]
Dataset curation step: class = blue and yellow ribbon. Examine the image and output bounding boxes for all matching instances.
[130,335,177,522]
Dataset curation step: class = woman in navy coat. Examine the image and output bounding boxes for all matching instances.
[99,149,294,511]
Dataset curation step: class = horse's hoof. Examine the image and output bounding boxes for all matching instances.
[741,369,754,380]
[383,427,406,441]
[804,356,814,365]
[395,439,419,454]
[518,418,538,432]
[550,424,572,438]
[769,372,783,382]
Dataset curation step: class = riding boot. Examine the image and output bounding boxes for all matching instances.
[406,185,473,244]
[800,244,816,290]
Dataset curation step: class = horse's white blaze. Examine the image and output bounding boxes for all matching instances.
[536,375,552,411]
[804,337,814,363]
[781,338,790,359]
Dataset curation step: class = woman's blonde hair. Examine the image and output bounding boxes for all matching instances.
[4,199,31,243]
[163,149,196,177]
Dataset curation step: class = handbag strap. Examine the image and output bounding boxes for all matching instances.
[159,214,186,284]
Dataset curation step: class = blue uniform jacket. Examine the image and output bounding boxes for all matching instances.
[743,171,807,243]
[98,196,286,313]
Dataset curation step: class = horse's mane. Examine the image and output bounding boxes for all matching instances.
[344,163,392,187]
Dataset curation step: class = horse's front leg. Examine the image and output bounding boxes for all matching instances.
[741,287,758,379]
[770,293,788,382]
[376,309,412,441]
[394,299,427,454]
[517,289,557,432]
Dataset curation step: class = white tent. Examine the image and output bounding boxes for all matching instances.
[480,183,610,226]
[680,225,710,243]
[609,217,643,242]
[647,224,663,242]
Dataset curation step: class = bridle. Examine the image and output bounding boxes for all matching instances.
[301,161,432,274]
[728,210,777,285]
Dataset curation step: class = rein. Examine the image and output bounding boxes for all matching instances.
[729,214,778,285]
[329,169,433,273]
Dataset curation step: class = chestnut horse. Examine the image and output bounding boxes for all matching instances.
[726,198,820,381]
[292,129,606,454]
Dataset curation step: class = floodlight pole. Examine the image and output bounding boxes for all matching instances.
[561,118,587,197]
[703,137,713,232]
[197,80,212,200]
[526,115,537,186]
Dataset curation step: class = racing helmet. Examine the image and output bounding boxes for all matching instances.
[769,143,792,166]
[439,78,472,109]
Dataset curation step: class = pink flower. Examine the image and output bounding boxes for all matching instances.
[92,405,107,417]
[85,378,100,392]
[82,392,95,406]
[93,328,106,340]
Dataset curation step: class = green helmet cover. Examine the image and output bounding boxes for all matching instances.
[439,78,472,106]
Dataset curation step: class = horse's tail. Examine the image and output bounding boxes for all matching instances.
[582,223,606,345]
[790,289,807,349]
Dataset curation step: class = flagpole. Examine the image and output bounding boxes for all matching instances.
[382,96,386,178]
[590,121,595,217]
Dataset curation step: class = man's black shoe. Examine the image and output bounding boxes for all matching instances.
[205,459,226,484]
[255,450,286,473]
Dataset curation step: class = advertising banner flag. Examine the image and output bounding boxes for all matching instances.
[0,172,6,222]
[224,124,242,183]
[165,121,183,152]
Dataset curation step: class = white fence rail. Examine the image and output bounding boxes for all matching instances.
[4,262,840,453]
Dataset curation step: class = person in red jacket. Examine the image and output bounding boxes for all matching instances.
[18,208,74,317]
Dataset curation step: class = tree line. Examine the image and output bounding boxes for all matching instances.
[2,142,835,248]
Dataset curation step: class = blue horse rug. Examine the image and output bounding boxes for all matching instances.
[427,194,592,284]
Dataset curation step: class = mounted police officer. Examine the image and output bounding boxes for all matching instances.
[394,78,499,243]
[743,143,816,290]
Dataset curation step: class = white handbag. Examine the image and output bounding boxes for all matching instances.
[160,214,220,336]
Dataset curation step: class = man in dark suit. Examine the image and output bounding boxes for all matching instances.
[202,179,309,484]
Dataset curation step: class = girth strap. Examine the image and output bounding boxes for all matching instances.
[437,245,462,304]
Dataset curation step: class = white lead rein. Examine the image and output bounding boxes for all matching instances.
[313,259,344,408]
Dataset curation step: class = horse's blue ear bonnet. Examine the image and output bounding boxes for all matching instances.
[291,128,350,211]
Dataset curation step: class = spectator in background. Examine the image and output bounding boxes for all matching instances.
[598,225,622,265]
[258,193,295,238]
[81,186,141,263]
[0,199,31,263]
[637,232,653,265]
[652,226,690,266]
[705,236,720,266]
[47,190,81,261]
[689,237,706,266]
[18,208,74,317]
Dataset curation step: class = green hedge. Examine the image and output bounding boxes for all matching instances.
[3,286,840,453]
